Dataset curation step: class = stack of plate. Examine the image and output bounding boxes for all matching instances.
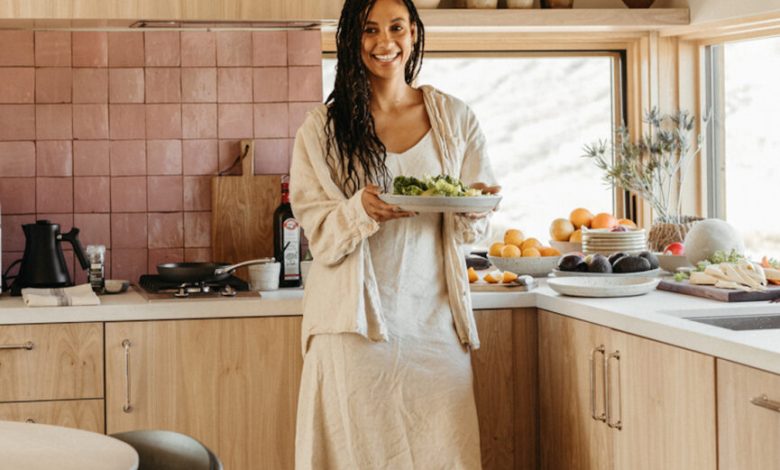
[582,228,647,255]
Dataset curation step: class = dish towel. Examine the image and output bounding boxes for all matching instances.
[21,284,100,307]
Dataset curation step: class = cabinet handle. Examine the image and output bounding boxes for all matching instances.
[590,345,606,422]
[0,341,34,351]
[751,394,780,413]
[25,418,36,423]
[606,350,623,430]
[122,339,133,413]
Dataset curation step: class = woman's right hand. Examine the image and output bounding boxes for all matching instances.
[362,185,416,223]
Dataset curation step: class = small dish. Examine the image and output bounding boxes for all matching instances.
[104,279,130,294]
[548,276,660,298]
[656,254,692,273]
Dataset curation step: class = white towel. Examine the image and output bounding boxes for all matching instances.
[21,284,101,307]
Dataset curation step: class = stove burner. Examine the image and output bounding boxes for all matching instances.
[139,274,248,298]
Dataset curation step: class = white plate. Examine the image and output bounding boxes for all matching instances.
[582,228,646,238]
[379,194,502,213]
[552,268,661,278]
[548,276,660,297]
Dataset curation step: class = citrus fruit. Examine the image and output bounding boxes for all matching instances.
[569,229,583,242]
[489,242,505,257]
[504,229,525,247]
[617,218,637,229]
[520,237,542,251]
[540,247,561,257]
[569,208,593,229]
[484,272,500,283]
[467,267,478,283]
[502,271,518,283]
[549,218,575,241]
[501,244,522,258]
[591,212,618,230]
[522,247,541,257]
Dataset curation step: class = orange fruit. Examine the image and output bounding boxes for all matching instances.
[489,242,505,257]
[591,212,618,230]
[467,267,478,283]
[484,272,500,284]
[504,229,525,247]
[520,237,542,251]
[502,271,519,283]
[522,247,541,257]
[617,218,637,229]
[501,244,522,258]
[570,208,594,229]
[540,247,561,257]
[549,218,575,242]
[569,229,583,243]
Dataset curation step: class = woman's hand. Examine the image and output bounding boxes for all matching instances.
[462,182,502,220]
[362,185,416,223]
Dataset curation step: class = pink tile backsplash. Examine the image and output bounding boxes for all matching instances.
[0,30,321,281]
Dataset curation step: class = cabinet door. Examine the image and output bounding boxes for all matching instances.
[718,359,780,470]
[471,308,538,470]
[0,399,104,433]
[610,330,716,470]
[538,310,613,470]
[106,316,303,470]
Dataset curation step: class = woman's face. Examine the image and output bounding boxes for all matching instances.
[361,0,415,82]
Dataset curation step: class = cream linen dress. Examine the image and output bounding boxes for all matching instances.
[295,130,482,470]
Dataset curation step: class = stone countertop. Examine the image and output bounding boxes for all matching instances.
[1,282,779,374]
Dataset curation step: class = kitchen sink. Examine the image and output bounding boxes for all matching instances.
[685,314,780,331]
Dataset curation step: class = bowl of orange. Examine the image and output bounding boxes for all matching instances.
[488,255,560,277]
[488,230,562,276]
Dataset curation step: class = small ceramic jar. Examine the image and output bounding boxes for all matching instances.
[507,0,534,7]
[414,0,441,8]
[541,0,573,7]
[466,0,498,8]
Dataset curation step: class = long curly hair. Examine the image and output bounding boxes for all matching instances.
[325,0,426,196]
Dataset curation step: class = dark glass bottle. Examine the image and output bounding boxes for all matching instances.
[273,179,301,288]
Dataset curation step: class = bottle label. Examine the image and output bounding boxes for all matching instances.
[282,218,301,279]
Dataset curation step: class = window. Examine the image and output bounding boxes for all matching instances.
[706,37,780,257]
[323,53,621,246]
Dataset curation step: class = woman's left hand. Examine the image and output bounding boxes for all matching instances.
[461,182,501,220]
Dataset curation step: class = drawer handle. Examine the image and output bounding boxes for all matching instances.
[25,418,36,423]
[122,339,133,413]
[0,341,34,351]
[590,345,606,422]
[606,350,623,430]
[751,394,780,413]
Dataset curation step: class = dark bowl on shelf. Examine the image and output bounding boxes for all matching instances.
[623,0,655,7]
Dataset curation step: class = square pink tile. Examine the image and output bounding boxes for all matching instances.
[36,177,73,213]
[73,177,111,213]
[148,175,183,212]
[185,247,211,262]
[110,140,146,176]
[73,68,108,103]
[145,104,182,139]
[289,102,319,137]
[110,104,146,139]
[181,68,216,103]
[73,213,111,247]
[35,67,72,103]
[254,139,289,174]
[35,32,71,67]
[219,104,253,139]
[253,103,288,138]
[0,68,35,103]
[216,32,252,67]
[109,68,144,103]
[0,142,35,177]
[181,32,216,67]
[183,176,211,211]
[145,32,180,67]
[217,68,252,103]
[36,104,72,140]
[108,32,145,67]
[147,140,182,175]
[111,176,147,212]
[73,104,109,140]
[287,30,321,66]
[0,31,34,66]
[182,140,218,175]
[0,105,35,140]
[218,140,241,176]
[73,140,110,176]
[253,67,287,103]
[36,140,73,177]
[111,248,147,282]
[145,68,181,103]
[72,32,108,67]
[148,248,184,271]
[111,213,148,248]
[148,212,184,248]
[252,31,286,66]
[0,178,35,214]
[184,211,210,248]
[288,66,322,102]
[2,214,36,251]
[182,103,217,139]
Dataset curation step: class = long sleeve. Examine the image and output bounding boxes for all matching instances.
[289,112,380,267]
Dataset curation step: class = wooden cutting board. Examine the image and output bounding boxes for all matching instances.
[657,280,780,302]
[211,141,280,280]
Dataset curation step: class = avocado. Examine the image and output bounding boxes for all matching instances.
[587,254,613,273]
[613,255,652,273]
[608,252,628,265]
[558,253,587,272]
[638,251,659,269]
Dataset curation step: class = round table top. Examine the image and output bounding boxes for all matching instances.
[0,420,139,470]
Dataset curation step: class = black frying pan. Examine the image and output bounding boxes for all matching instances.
[157,258,274,284]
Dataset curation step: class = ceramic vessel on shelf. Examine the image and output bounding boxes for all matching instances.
[414,0,441,8]
[466,0,498,8]
[541,0,573,7]
[507,0,534,7]
[623,0,654,7]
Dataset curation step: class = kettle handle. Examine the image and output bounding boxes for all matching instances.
[61,228,90,271]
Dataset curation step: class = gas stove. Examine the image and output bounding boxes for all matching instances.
[137,274,251,299]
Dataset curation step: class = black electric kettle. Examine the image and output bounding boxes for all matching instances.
[7,220,90,296]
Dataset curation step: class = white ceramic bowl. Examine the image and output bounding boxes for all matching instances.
[655,254,692,273]
[466,0,498,8]
[507,0,534,7]
[549,239,583,254]
[489,255,560,277]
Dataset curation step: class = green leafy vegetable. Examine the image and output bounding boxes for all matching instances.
[392,175,481,197]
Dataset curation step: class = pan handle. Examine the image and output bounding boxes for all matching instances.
[214,258,276,276]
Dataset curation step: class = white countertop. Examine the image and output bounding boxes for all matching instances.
[1,282,779,375]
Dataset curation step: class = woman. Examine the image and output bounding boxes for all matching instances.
[290,0,498,468]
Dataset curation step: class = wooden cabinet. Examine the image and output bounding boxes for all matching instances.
[0,399,104,433]
[717,359,780,470]
[105,316,303,470]
[538,310,716,470]
[471,308,538,470]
